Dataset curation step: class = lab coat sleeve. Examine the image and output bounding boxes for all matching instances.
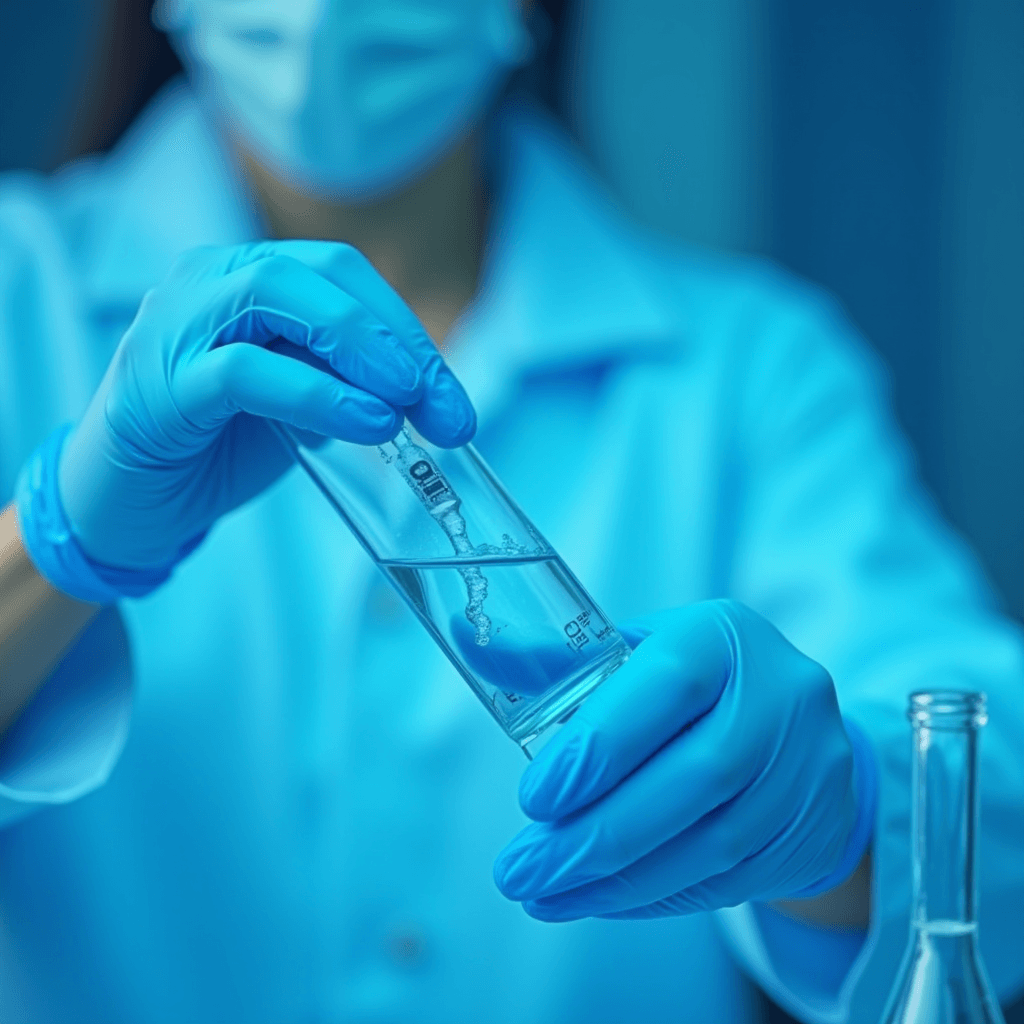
[0,608,132,828]
[0,175,134,829]
[711,273,1024,1023]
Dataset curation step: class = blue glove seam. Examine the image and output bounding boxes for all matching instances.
[15,423,203,604]
[783,716,877,900]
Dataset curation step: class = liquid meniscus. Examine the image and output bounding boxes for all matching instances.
[381,430,540,647]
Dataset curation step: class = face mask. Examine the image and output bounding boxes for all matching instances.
[157,0,533,199]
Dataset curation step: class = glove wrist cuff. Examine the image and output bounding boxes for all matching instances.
[14,423,199,604]
[788,716,878,900]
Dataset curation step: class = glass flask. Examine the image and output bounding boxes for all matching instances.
[273,423,631,757]
[881,691,1006,1024]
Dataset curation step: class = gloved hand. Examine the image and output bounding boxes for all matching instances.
[493,600,875,921]
[53,239,475,573]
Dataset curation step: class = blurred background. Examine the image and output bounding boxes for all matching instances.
[2,0,1021,622]
[563,0,1023,625]
[1,2,1021,1019]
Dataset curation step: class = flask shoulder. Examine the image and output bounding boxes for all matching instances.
[881,925,1006,1024]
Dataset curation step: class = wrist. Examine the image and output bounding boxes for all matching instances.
[15,424,202,604]
[0,503,102,736]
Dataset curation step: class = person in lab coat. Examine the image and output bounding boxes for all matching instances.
[0,2,1021,1022]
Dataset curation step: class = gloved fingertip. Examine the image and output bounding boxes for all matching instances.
[517,771,559,822]
[434,380,477,448]
[518,725,591,821]
[406,390,477,449]
[434,369,476,440]
[522,898,582,923]
[493,845,537,900]
[371,323,397,346]
[449,399,477,446]
[394,364,423,401]
[616,619,656,650]
[376,332,423,398]
[492,859,513,898]
[350,404,402,444]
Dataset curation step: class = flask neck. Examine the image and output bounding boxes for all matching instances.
[911,706,982,928]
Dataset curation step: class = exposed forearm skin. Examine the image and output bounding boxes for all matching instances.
[772,851,872,929]
[0,503,99,737]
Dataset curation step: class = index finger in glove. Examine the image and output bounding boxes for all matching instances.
[518,602,737,822]
[201,254,425,410]
[593,854,803,920]
[495,696,759,903]
[215,240,476,447]
[510,771,794,920]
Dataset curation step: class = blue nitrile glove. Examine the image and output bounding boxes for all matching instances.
[493,600,877,921]
[17,240,475,602]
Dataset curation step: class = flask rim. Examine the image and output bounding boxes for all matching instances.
[908,689,988,728]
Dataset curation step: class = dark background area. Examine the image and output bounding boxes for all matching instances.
[1,1,1021,1020]
[564,0,1023,627]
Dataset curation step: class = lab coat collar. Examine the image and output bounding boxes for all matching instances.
[82,84,681,419]
[444,99,682,421]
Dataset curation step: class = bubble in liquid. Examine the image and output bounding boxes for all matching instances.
[457,564,492,646]
[386,430,494,644]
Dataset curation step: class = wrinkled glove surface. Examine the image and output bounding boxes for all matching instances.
[495,600,872,921]
[58,239,475,571]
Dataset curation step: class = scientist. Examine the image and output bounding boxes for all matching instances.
[0,1,1022,1022]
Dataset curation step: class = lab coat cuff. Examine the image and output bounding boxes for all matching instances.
[15,423,204,604]
[714,718,881,1023]
[0,606,132,828]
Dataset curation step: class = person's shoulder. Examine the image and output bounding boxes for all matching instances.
[631,227,883,378]
[0,156,103,263]
[629,228,850,343]
[0,79,198,279]
[607,227,894,432]
[0,170,83,342]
